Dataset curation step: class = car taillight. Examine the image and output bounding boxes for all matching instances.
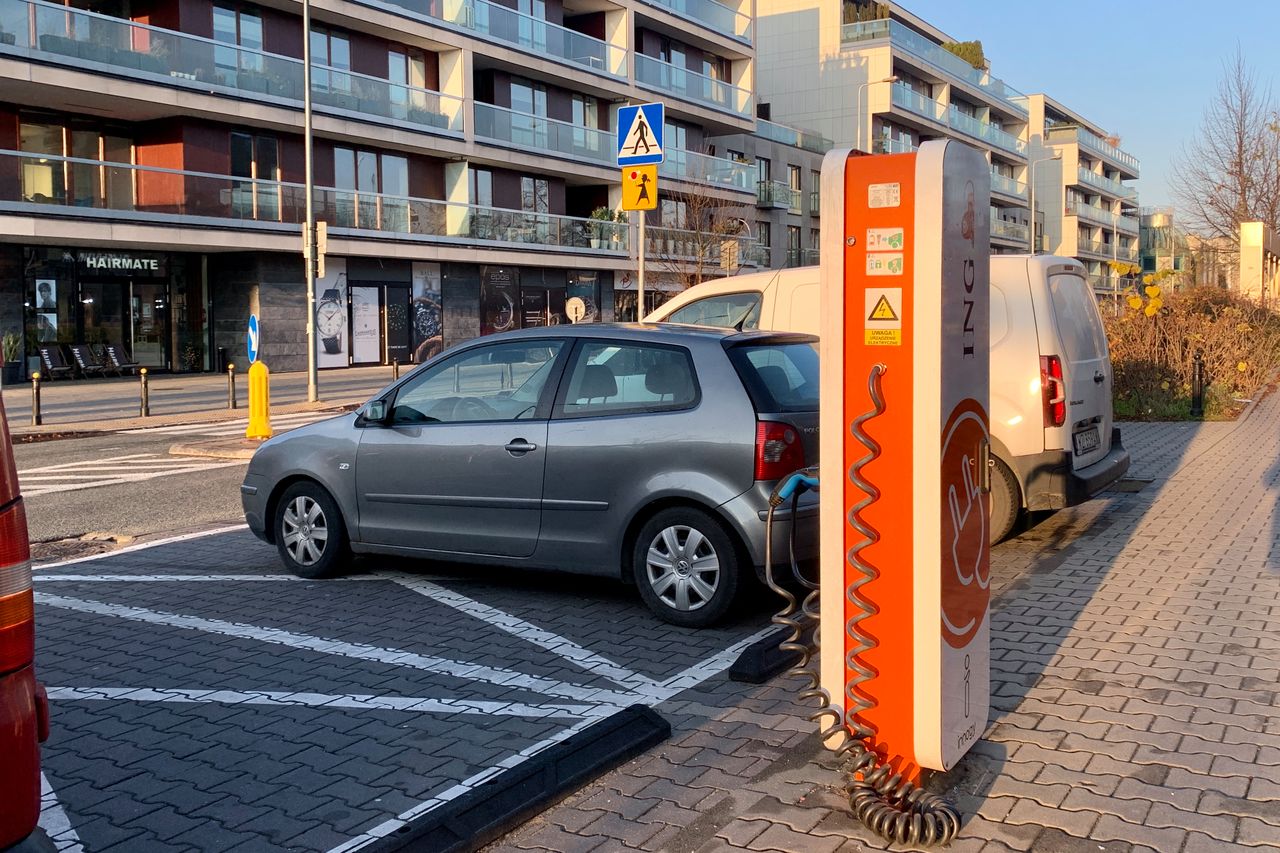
[755,421,805,481]
[1041,355,1066,428]
[0,499,33,676]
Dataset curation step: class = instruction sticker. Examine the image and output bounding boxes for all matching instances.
[868,182,902,208]
[866,227,905,251]
[866,253,904,276]
[864,287,902,346]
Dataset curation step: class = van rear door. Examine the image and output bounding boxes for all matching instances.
[1046,272,1112,470]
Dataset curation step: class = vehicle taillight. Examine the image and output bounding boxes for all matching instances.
[0,499,33,676]
[1041,355,1066,428]
[755,421,805,481]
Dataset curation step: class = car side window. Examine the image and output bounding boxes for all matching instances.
[390,341,563,424]
[666,293,761,329]
[558,341,698,418]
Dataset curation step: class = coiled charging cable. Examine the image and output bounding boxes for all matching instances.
[762,364,962,847]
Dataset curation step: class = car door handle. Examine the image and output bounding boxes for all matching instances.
[1094,371,1106,384]
[505,439,538,455]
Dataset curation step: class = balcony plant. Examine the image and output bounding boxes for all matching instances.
[588,206,619,248]
[3,331,22,384]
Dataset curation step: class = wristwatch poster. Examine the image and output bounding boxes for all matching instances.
[317,286,345,355]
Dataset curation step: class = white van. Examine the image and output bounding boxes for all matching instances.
[645,255,1131,542]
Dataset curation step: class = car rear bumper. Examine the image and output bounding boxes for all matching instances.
[241,476,270,543]
[719,484,820,573]
[0,666,48,851]
[1020,427,1131,512]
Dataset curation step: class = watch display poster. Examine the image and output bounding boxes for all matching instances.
[411,262,443,362]
[480,267,519,336]
[567,272,600,323]
[350,286,381,364]
[521,289,548,328]
[316,257,349,368]
[384,286,411,366]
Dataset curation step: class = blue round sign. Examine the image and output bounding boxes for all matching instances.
[247,314,260,364]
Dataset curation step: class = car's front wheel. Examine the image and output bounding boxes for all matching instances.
[274,481,350,579]
[632,507,740,628]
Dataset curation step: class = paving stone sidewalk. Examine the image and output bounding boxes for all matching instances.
[493,405,1280,853]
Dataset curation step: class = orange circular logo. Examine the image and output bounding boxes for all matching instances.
[940,398,990,649]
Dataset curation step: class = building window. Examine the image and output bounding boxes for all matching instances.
[20,120,134,211]
[472,168,494,208]
[786,225,801,267]
[389,47,430,117]
[520,176,549,213]
[311,26,352,95]
[661,198,688,229]
[229,132,279,220]
[757,221,771,267]
[572,94,600,152]
[213,4,263,85]
[756,156,771,184]
[334,147,409,231]
[787,165,802,213]
[810,170,821,214]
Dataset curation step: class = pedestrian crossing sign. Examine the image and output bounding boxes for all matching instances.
[617,103,664,166]
[622,165,658,210]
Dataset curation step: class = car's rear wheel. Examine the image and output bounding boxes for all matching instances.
[989,457,1020,545]
[633,507,740,628]
[274,481,350,579]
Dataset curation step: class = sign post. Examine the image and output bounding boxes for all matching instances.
[618,103,664,320]
[818,140,991,782]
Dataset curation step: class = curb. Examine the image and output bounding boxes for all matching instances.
[9,400,361,439]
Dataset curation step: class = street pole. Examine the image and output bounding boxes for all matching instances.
[303,0,319,403]
[854,75,898,154]
[637,210,646,321]
[1026,151,1061,254]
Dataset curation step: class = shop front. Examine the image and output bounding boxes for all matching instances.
[22,247,209,373]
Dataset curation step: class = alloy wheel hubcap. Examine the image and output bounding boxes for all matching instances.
[646,525,719,612]
[282,496,328,567]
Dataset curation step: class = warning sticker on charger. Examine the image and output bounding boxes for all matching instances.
[864,287,902,346]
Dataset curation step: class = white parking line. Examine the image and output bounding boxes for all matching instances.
[40,773,83,853]
[393,575,661,696]
[45,687,612,721]
[35,593,642,708]
[19,454,244,497]
[119,411,339,437]
[33,574,385,583]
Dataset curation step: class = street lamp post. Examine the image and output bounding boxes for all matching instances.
[1026,151,1062,254]
[855,75,899,153]
[303,0,319,403]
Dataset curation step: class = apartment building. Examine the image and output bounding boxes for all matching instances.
[0,0,804,376]
[1023,94,1140,290]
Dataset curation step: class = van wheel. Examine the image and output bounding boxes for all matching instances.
[274,481,350,579]
[633,507,740,629]
[989,458,1020,545]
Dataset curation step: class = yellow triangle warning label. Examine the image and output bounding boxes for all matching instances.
[869,295,899,321]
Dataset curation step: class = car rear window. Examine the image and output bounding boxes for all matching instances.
[727,343,819,413]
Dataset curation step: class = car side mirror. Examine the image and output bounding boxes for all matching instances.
[362,399,388,425]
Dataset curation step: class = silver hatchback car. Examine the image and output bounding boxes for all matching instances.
[241,324,819,627]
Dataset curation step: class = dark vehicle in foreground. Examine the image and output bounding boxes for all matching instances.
[242,324,819,627]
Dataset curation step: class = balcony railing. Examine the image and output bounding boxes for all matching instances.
[473,103,612,165]
[874,137,919,154]
[1076,167,1137,199]
[754,119,833,154]
[891,82,946,124]
[842,19,1027,115]
[1050,125,1139,176]
[784,247,820,268]
[989,216,1028,243]
[1,149,627,253]
[1116,213,1140,235]
[635,54,751,117]
[990,172,1027,200]
[947,108,1027,156]
[757,180,801,210]
[638,0,752,43]
[645,226,756,264]
[1066,198,1115,227]
[2,0,464,134]
[1077,239,1110,257]
[660,149,754,192]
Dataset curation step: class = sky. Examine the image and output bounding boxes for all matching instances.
[896,1,1280,212]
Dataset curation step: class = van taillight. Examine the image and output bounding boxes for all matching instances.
[0,499,33,676]
[1041,355,1066,428]
[755,421,805,481]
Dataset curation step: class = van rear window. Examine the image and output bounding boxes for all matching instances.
[1048,274,1109,364]
[728,343,820,413]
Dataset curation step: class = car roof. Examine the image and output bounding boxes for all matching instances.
[479,323,817,346]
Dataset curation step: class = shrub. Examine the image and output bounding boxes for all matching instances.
[942,40,986,70]
[1103,281,1280,420]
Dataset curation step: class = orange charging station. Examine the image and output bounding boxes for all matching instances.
[818,139,991,780]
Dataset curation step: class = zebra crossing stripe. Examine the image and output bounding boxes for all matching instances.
[19,454,245,497]
[119,411,338,437]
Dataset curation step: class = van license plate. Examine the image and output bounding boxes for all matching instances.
[1073,427,1100,456]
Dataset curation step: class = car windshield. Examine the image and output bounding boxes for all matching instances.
[727,342,819,413]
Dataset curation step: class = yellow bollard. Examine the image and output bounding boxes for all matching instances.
[245,361,273,440]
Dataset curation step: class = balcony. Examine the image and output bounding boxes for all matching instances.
[784,247,820,268]
[989,215,1028,244]
[1076,167,1137,200]
[1049,125,1139,177]
[473,103,612,165]
[635,54,751,117]
[842,19,1027,116]
[1,0,464,134]
[638,0,752,44]
[891,82,946,125]
[1116,213,1140,235]
[990,172,1027,200]
[874,137,919,154]
[1077,238,1111,257]
[757,180,800,210]
[660,149,754,192]
[645,226,756,264]
[754,119,833,155]
[947,108,1026,157]
[1066,199,1115,227]
[2,149,627,253]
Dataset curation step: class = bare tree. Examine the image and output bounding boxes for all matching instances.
[1173,49,1280,239]
[648,186,751,290]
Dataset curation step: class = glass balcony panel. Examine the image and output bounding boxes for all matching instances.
[635,54,751,117]
[659,148,753,191]
[473,103,612,165]
[947,107,1026,156]
[990,172,1027,199]
[639,0,751,43]
[988,216,1028,242]
[646,225,750,262]
[891,82,946,123]
[756,180,799,209]
[1076,167,1137,199]
[754,119,832,154]
[471,0,623,77]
